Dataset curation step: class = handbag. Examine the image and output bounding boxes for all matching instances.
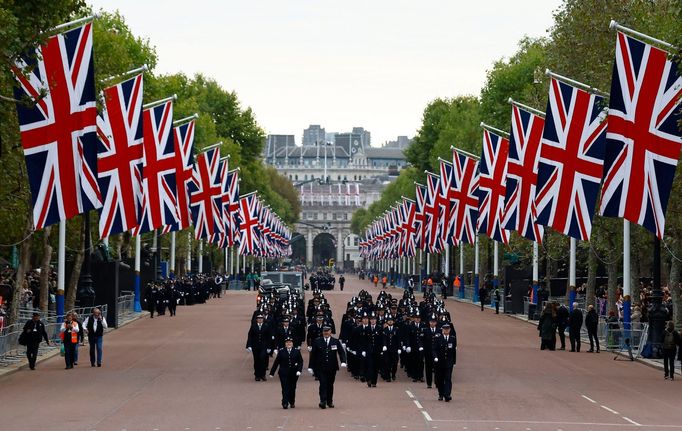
[60,344,65,357]
[18,331,28,346]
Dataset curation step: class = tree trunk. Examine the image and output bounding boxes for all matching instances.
[607,260,618,315]
[669,242,682,329]
[9,218,33,325]
[586,247,597,308]
[38,226,53,312]
[65,222,85,311]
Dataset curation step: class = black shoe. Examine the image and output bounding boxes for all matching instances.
[665,376,669,380]
[30,366,35,370]
[319,403,326,409]
[445,397,452,402]
[427,385,432,389]
[438,396,443,401]
[360,377,366,382]
[282,404,288,409]
[559,347,566,350]
[367,382,372,387]
[255,377,260,381]
[91,363,95,367]
[97,364,101,367]
[73,362,78,366]
[327,403,334,408]
[372,384,377,387]
[570,350,575,352]
[596,349,600,353]
[587,349,594,353]
[290,404,295,408]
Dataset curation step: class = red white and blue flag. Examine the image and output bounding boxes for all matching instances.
[401,197,417,257]
[164,120,196,233]
[477,129,510,244]
[96,73,144,238]
[439,159,457,245]
[226,169,240,247]
[134,100,178,235]
[502,105,545,243]
[415,183,427,250]
[451,151,479,245]
[535,78,607,241]
[424,173,444,253]
[189,146,223,240]
[599,32,682,238]
[238,193,260,256]
[12,23,101,230]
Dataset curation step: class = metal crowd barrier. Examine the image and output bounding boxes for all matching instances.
[116,294,136,325]
[228,280,245,290]
[464,286,475,301]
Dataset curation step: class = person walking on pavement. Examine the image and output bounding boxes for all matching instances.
[21,312,50,370]
[83,307,107,367]
[339,275,345,291]
[422,314,439,389]
[381,314,401,381]
[309,326,347,409]
[60,312,80,369]
[537,303,556,351]
[364,313,382,387]
[568,303,583,352]
[269,337,303,409]
[662,321,679,380]
[585,305,600,353]
[432,323,457,402]
[246,313,274,381]
[494,287,501,314]
[556,303,569,350]
[72,312,84,365]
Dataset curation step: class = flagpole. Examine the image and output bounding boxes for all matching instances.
[507,98,545,117]
[532,241,539,310]
[101,64,148,85]
[186,231,192,274]
[545,69,608,97]
[173,113,199,127]
[198,240,203,274]
[480,122,510,138]
[169,232,176,278]
[569,237,577,311]
[459,244,465,299]
[134,234,142,312]
[493,241,499,294]
[56,220,66,322]
[143,94,177,110]
[444,246,450,278]
[450,145,480,160]
[474,235,480,303]
[623,220,631,327]
[47,14,97,34]
[610,20,677,50]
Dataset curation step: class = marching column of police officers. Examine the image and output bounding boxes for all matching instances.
[246,282,458,409]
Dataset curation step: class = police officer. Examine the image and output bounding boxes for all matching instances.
[422,314,439,389]
[364,313,382,387]
[432,323,457,402]
[308,326,347,409]
[339,274,345,291]
[381,314,401,381]
[269,336,303,409]
[275,317,295,350]
[246,314,274,381]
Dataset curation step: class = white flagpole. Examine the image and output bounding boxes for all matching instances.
[56,221,66,320]
[569,237,577,310]
[474,234,480,303]
[623,220,632,325]
[444,246,450,277]
[493,241,499,286]
[198,239,203,274]
[532,241,539,305]
[134,234,141,312]
[170,232,176,277]
[186,231,192,273]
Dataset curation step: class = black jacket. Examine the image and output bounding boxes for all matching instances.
[432,332,457,368]
[585,309,599,330]
[22,320,49,344]
[568,309,583,332]
[421,326,440,357]
[309,336,347,372]
[382,326,401,352]
[556,306,569,327]
[246,323,274,350]
[270,348,303,375]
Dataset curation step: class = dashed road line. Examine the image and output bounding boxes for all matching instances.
[601,405,620,415]
[405,390,415,399]
[582,395,597,403]
[422,411,433,421]
[414,400,423,409]
[622,417,642,427]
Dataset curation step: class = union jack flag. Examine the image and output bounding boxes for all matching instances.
[599,32,682,238]
[451,151,479,245]
[164,120,196,233]
[502,105,545,243]
[414,183,427,250]
[439,159,457,245]
[12,23,101,230]
[212,158,231,248]
[189,146,223,240]
[238,193,260,256]
[477,129,510,244]
[96,74,144,238]
[401,198,417,257]
[226,169,240,246]
[134,100,178,235]
[535,78,607,241]
[423,173,444,253]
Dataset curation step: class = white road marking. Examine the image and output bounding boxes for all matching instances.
[422,411,433,421]
[622,417,642,427]
[428,419,682,428]
[414,400,423,409]
[405,390,415,398]
[581,395,597,403]
[601,405,620,415]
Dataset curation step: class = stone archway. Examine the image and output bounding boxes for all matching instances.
[290,232,306,265]
[313,232,336,268]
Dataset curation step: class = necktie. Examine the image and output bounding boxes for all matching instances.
[325,338,329,346]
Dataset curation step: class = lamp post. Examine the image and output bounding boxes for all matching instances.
[77,212,95,307]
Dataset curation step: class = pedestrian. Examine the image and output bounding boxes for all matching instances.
[373,275,378,288]
[21,312,50,370]
[308,325,347,409]
[432,322,456,402]
[494,287,501,314]
[556,303,569,350]
[60,312,79,370]
[269,336,303,409]
[537,303,556,351]
[83,307,107,367]
[382,275,387,289]
[145,283,156,318]
[568,303,583,352]
[662,321,679,380]
[479,281,488,312]
[339,275,345,291]
[585,305,600,353]
[246,313,274,381]
[71,312,84,365]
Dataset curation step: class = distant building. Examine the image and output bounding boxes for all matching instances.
[302,125,326,146]
[264,135,296,165]
[383,135,412,149]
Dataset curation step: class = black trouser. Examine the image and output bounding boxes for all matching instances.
[279,371,298,406]
[435,365,453,397]
[63,341,76,368]
[557,325,566,349]
[148,303,155,318]
[168,303,176,316]
[383,351,398,379]
[424,355,435,386]
[364,353,380,385]
[540,338,555,351]
[495,301,500,314]
[409,350,423,380]
[318,370,336,404]
[663,349,676,377]
[587,327,599,351]
[252,348,268,378]
[480,297,486,311]
[569,330,581,352]
[340,284,344,291]
[26,342,40,368]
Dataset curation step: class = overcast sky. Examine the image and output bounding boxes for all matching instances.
[89,0,562,146]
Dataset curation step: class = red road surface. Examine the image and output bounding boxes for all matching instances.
[0,275,680,431]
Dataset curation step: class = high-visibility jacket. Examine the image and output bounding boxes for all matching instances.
[60,322,78,343]
[453,276,461,288]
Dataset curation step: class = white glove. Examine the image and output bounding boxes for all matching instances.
[406,347,412,353]
[247,347,252,352]
[273,349,278,355]
[382,346,387,352]
[397,349,402,354]
[453,364,456,368]
[361,351,366,357]
[340,362,347,368]
[266,349,272,354]
[307,346,312,352]
[296,371,301,376]
[268,374,274,379]
[434,357,439,362]
[341,343,346,349]
[419,347,424,352]
[308,368,314,374]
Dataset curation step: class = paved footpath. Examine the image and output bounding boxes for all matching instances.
[1,275,680,431]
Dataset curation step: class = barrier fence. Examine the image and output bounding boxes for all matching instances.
[116,293,136,325]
